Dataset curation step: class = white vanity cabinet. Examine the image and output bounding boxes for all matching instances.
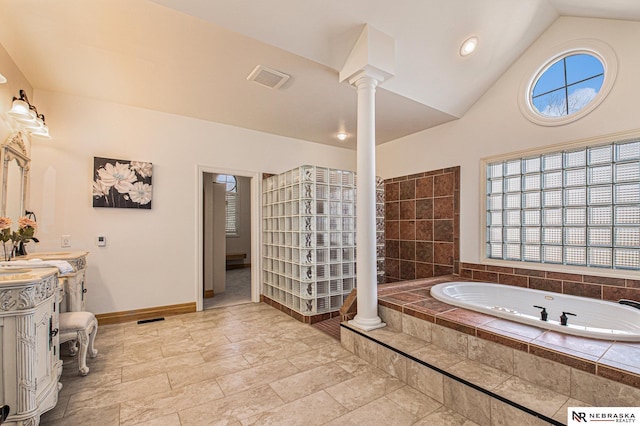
[0,268,62,425]
[20,251,89,312]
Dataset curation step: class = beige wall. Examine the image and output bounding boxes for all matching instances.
[6,15,640,314]
[27,91,356,315]
[377,17,640,267]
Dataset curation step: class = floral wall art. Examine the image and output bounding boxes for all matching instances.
[92,157,153,209]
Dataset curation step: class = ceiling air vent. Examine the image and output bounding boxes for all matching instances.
[247,65,290,89]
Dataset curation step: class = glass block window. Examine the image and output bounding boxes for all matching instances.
[486,139,640,270]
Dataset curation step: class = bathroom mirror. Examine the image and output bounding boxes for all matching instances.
[0,132,30,223]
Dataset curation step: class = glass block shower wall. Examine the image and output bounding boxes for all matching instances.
[262,165,384,316]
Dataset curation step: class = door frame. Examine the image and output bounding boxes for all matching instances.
[196,165,262,311]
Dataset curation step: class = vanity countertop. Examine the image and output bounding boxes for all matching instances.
[19,251,89,261]
[0,266,59,285]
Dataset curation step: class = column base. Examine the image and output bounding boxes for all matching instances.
[348,315,386,332]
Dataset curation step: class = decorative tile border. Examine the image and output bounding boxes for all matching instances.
[459,262,640,303]
[260,294,341,324]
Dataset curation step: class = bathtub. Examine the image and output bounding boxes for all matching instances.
[430,281,640,342]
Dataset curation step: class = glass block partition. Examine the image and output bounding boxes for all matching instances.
[262,165,384,316]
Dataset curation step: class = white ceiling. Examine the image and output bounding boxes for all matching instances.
[1,0,640,148]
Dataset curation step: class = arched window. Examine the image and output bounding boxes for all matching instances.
[216,174,238,236]
[518,40,617,126]
[531,53,604,118]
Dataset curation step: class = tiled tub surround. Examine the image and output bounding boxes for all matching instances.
[367,277,638,399]
[429,281,640,341]
[384,166,460,282]
[341,277,640,425]
[340,324,576,426]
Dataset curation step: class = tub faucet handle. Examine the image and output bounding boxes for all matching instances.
[533,305,548,321]
[560,311,576,326]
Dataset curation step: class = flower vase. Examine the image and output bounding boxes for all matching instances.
[16,241,26,257]
[3,241,13,262]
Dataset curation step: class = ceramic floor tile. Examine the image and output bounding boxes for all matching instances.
[286,342,352,371]
[46,302,488,426]
[177,385,284,425]
[41,403,120,426]
[126,413,182,426]
[121,351,205,383]
[269,363,353,403]
[334,353,378,376]
[324,368,405,411]
[119,377,224,424]
[241,390,348,425]
[412,406,480,426]
[58,365,122,397]
[385,385,442,419]
[87,344,165,372]
[324,395,416,426]
[198,337,269,363]
[300,329,341,348]
[167,354,251,389]
[241,339,315,366]
[39,394,69,423]
[65,373,171,417]
[161,333,232,357]
[215,358,300,395]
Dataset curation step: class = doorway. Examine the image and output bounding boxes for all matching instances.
[196,166,261,311]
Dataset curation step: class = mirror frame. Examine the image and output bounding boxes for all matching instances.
[0,132,30,219]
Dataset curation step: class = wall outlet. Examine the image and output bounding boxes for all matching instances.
[61,235,71,248]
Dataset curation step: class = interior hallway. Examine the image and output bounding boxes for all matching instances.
[40,303,478,425]
[203,267,252,310]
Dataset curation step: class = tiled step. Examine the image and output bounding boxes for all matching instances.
[340,321,585,426]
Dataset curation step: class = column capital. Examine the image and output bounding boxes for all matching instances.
[339,24,395,86]
[347,68,388,88]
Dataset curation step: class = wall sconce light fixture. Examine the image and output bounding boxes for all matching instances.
[7,89,51,139]
[0,73,6,84]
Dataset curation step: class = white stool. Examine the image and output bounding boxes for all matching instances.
[59,311,98,376]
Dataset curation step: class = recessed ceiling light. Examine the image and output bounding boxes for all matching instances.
[460,36,479,57]
[336,132,348,141]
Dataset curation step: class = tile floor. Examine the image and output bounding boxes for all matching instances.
[41,302,479,425]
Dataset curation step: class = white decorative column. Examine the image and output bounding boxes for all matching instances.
[348,72,385,330]
[340,25,395,331]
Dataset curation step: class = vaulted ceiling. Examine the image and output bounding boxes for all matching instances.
[1,0,639,148]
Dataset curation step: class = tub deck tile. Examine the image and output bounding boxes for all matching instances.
[532,331,612,359]
[478,318,546,341]
[437,308,496,326]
